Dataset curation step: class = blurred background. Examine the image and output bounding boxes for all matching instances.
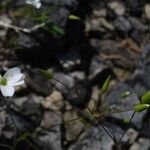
[0,0,150,149]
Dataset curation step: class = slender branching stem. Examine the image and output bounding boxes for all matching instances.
[52,77,116,143]
[118,111,136,143]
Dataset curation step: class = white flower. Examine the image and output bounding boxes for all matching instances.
[25,0,41,9]
[0,67,25,97]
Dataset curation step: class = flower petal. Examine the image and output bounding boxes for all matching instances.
[3,67,24,85]
[0,86,15,97]
[26,0,41,9]
[11,80,25,86]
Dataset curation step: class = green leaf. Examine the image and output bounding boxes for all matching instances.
[16,132,30,143]
[50,24,64,36]
[101,75,111,93]
[68,15,80,20]
[123,118,130,124]
[37,68,53,80]
[134,104,150,112]
[141,90,150,104]
[120,91,131,99]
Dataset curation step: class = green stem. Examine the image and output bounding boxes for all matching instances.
[52,77,116,143]
[119,111,136,142]
[32,116,86,137]
[3,98,19,132]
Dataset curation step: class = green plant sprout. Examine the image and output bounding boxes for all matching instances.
[37,69,150,149]
[134,90,150,112]
[3,68,149,150]
[68,15,80,20]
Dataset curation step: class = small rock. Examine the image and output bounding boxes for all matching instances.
[105,83,146,129]
[51,8,69,27]
[69,123,125,150]
[88,55,113,86]
[20,94,42,116]
[2,130,14,139]
[70,71,85,80]
[17,33,36,49]
[114,16,132,33]
[90,39,120,54]
[100,18,114,30]
[64,101,73,111]
[145,4,150,20]
[53,72,74,95]
[6,111,34,132]
[13,96,28,108]
[85,18,105,32]
[40,111,62,128]
[53,72,91,109]
[38,111,62,150]
[128,17,145,31]
[125,128,139,144]
[37,130,62,150]
[64,111,85,141]
[108,1,125,16]
[129,138,150,150]
[26,69,53,96]
[93,9,107,17]
[88,86,99,110]
[0,15,12,41]
[56,50,81,71]
[41,90,64,110]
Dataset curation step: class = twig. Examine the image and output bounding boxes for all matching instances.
[0,21,45,33]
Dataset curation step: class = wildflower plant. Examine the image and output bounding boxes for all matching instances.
[0,67,24,97]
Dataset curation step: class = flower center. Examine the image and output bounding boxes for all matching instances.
[0,78,7,86]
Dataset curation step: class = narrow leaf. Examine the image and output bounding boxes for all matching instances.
[68,15,80,20]
[134,104,150,112]
[51,24,64,36]
[37,68,53,80]
[101,75,111,93]
[16,131,30,143]
[141,90,150,104]
[120,91,131,99]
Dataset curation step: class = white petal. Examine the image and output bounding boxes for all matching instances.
[11,80,24,86]
[0,86,15,97]
[35,2,41,9]
[3,67,24,85]
[26,0,41,9]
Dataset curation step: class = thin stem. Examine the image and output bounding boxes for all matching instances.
[119,111,136,142]
[86,106,115,142]
[3,98,19,132]
[3,98,19,150]
[32,116,86,137]
[92,91,104,111]
[15,116,86,148]
[53,77,70,88]
[52,77,116,143]
[106,108,134,114]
